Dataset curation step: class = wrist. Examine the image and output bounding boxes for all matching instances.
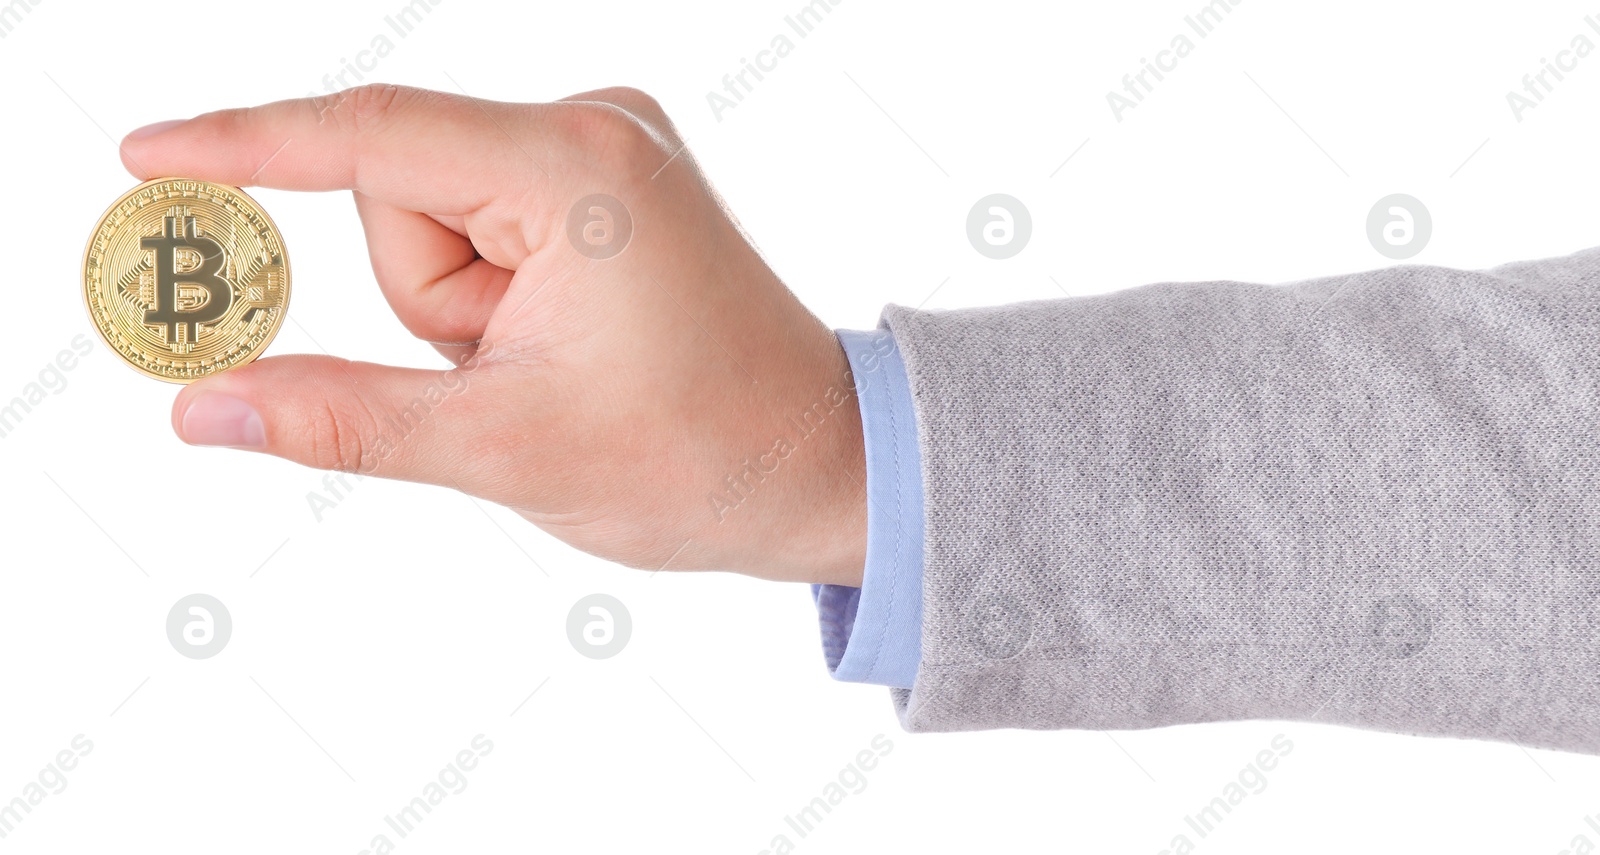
[702,319,867,585]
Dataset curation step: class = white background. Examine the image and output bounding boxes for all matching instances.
[3,0,1599,852]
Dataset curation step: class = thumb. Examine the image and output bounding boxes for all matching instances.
[171,352,501,489]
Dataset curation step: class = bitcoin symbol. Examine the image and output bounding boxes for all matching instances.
[85,179,290,382]
[142,215,234,350]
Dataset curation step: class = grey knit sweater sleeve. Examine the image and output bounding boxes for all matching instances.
[880,247,1600,754]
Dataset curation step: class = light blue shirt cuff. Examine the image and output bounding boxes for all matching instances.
[811,326,924,689]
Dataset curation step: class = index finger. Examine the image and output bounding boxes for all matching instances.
[118,84,536,214]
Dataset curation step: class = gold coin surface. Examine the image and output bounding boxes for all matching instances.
[83,178,290,383]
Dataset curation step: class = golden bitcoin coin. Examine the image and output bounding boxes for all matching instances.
[82,178,290,383]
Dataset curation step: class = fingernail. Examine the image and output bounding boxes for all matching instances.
[127,119,186,140]
[180,393,266,448]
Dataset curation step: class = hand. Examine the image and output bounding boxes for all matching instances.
[120,84,867,585]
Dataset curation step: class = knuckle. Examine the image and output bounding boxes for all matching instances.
[309,83,417,132]
[305,92,345,127]
[346,82,407,122]
[556,101,664,167]
[307,394,382,473]
[589,86,665,118]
